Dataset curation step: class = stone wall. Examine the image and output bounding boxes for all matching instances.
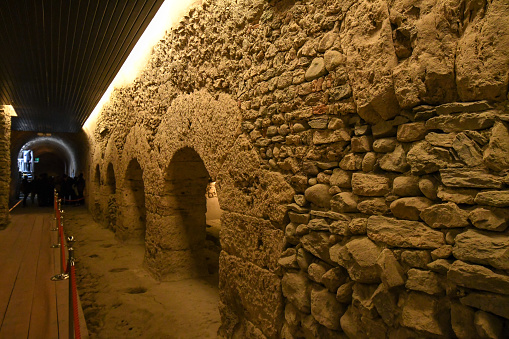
[0,108,11,227]
[85,0,509,337]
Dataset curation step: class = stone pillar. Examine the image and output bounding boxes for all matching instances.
[0,109,11,227]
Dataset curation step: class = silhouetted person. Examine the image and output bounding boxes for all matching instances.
[38,173,53,206]
[21,177,31,207]
[31,176,39,204]
[61,174,74,205]
[76,173,85,205]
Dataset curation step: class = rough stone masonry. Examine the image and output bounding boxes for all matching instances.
[0,108,10,228]
[85,0,509,337]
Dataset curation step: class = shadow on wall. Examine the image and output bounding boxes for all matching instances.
[93,165,102,218]
[118,159,146,243]
[105,163,117,230]
[147,147,214,280]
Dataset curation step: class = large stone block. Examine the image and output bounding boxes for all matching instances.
[282,271,311,314]
[448,260,509,295]
[330,237,381,284]
[420,202,470,228]
[377,249,405,289]
[453,229,509,270]
[310,286,345,330]
[391,0,459,107]
[340,305,369,339]
[460,292,509,320]
[474,190,509,207]
[217,135,294,224]
[452,133,483,167]
[220,212,284,272]
[401,292,450,336]
[392,176,421,197]
[456,0,509,101]
[341,0,399,124]
[301,231,334,265]
[437,186,477,205]
[474,310,505,339]
[468,207,509,232]
[425,112,497,133]
[329,168,352,188]
[367,216,445,249]
[484,121,509,171]
[406,269,444,295]
[440,168,504,189]
[331,192,358,213]
[305,58,327,81]
[357,198,389,215]
[390,197,433,221]
[351,173,390,197]
[304,184,332,208]
[372,284,398,326]
[451,302,477,339]
[219,252,283,338]
[379,145,409,173]
[407,140,451,174]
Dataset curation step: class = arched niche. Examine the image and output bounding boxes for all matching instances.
[151,147,221,280]
[92,164,102,216]
[106,163,116,195]
[105,163,117,230]
[117,158,146,242]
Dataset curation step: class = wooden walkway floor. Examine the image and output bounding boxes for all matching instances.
[0,206,88,338]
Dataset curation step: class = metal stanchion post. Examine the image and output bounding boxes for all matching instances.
[51,211,69,281]
[67,236,76,339]
[52,191,59,231]
[51,211,63,247]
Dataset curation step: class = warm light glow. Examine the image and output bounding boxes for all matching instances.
[1,105,17,117]
[83,0,201,134]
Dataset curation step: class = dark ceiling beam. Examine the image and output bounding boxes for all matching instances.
[0,0,165,133]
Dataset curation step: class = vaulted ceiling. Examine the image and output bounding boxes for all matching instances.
[0,0,165,133]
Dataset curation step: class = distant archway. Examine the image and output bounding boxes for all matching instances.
[118,159,146,242]
[10,134,79,204]
[34,152,65,177]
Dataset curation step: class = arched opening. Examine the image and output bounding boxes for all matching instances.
[34,152,66,177]
[106,163,116,195]
[93,165,102,216]
[10,135,79,205]
[94,165,101,185]
[156,147,221,280]
[205,180,222,276]
[106,163,117,230]
[118,159,146,242]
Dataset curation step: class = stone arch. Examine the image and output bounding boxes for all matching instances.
[117,158,146,242]
[145,147,219,280]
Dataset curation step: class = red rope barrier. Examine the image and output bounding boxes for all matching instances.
[71,265,81,339]
[8,200,22,212]
[62,197,85,203]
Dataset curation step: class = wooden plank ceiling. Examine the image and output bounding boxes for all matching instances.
[0,0,165,133]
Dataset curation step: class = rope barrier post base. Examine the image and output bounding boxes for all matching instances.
[50,273,69,281]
